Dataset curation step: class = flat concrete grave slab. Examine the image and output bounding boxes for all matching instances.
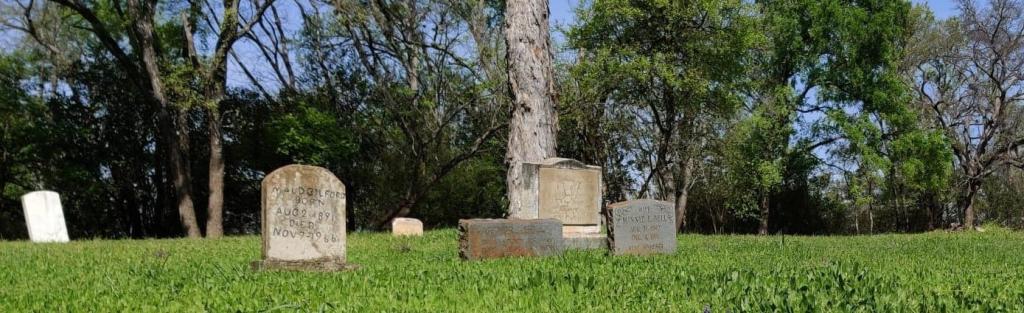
[458,219,564,260]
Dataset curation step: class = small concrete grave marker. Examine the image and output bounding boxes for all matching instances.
[391,217,423,236]
[458,219,564,260]
[607,199,677,256]
[516,158,605,249]
[20,191,70,243]
[252,165,356,271]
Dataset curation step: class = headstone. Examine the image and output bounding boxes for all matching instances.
[515,158,605,249]
[607,199,677,256]
[458,219,564,260]
[20,191,70,243]
[251,165,356,271]
[391,217,423,236]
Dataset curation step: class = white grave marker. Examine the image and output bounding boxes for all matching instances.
[21,191,70,243]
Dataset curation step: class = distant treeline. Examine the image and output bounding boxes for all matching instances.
[1,0,1022,239]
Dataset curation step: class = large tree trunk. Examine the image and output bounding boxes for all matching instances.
[205,108,225,238]
[195,0,238,239]
[170,110,201,238]
[963,179,980,230]
[129,0,201,238]
[203,43,231,239]
[504,0,558,218]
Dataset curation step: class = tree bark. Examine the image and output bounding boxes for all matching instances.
[869,202,875,234]
[855,207,860,234]
[504,0,558,218]
[170,109,201,238]
[202,23,231,239]
[674,155,694,233]
[205,108,225,238]
[758,194,769,235]
[963,179,980,229]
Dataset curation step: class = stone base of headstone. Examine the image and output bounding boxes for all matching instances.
[563,225,607,250]
[564,233,607,250]
[251,259,358,272]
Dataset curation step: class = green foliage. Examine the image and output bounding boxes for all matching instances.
[2,230,1024,311]
[725,99,794,195]
[979,169,1024,229]
[268,100,359,166]
[0,54,44,239]
[568,0,756,114]
[564,0,759,204]
[889,130,952,193]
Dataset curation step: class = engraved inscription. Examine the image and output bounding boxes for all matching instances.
[538,167,600,225]
[268,186,342,244]
[608,200,677,256]
[261,165,347,262]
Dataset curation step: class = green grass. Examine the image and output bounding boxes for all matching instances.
[2,229,1024,312]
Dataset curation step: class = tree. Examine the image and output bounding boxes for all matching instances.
[742,0,941,235]
[7,0,279,238]
[505,0,558,218]
[0,53,43,239]
[725,92,793,235]
[567,0,757,231]
[181,0,275,238]
[38,0,204,237]
[319,0,507,227]
[911,0,1024,229]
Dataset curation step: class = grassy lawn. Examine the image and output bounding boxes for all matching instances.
[2,229,1023,312]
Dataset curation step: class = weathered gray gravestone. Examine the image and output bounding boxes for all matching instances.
[251,165,356,271]
[607,199,677,256]
[515,158,605,249]
[458,219,564,260]
[391,217,423,236]
[20,191,70,243]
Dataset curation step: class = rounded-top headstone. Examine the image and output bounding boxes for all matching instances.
[391,217,424,236]
[20,191,70,243]
[255,164,353,271]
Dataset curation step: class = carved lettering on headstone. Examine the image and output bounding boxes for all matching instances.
[607,200,677,256]
[537,165,601,225]
[252,165,355,271]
